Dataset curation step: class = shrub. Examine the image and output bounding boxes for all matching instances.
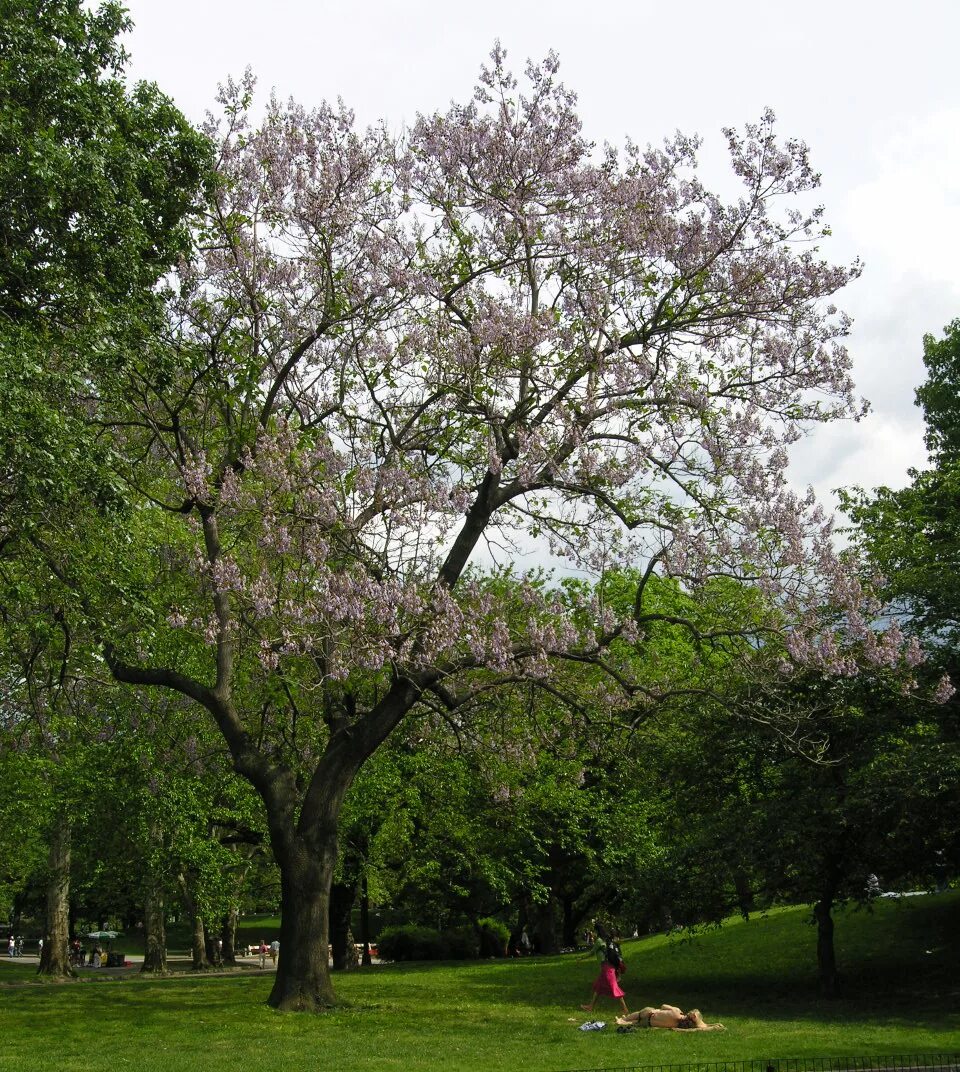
[376,925,444,962]
[445,925,480,960]
[376,923,485,961]
[478,918,510,957]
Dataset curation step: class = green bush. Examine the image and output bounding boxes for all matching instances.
[477,917,509,957]
[445,925,480,960]
[377,923,488,961]
[376,925,444,961]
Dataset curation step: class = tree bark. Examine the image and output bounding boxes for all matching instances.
[814,894,839,996]
[733,869,755,916]
[267,844,337,1010]
[177,872,211,970]
[360,874,372,966]
[561,894,577,948]
[220,908,238,965]
[190,914,210,970]
[204,924,222,968]
[38,810,72,978]
[530,897,561,954]
[141,883,168,974]
[329,879,358,971]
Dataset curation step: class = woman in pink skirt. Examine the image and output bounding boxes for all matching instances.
[581,937,628,1015]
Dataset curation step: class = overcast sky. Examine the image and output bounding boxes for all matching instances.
[119,0,960,511]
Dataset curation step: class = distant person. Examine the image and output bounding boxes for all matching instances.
[258,940,268,968]
[37,937,43,958]
[519,927,531,955]
[269,939,279,966]
[617,1005,725,1031]
[7,935,14,957]
[581,936,627,1015]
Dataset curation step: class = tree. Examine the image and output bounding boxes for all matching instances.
[842,320,960,649]
[620,663,959,996]
[0,0,210,548]
[0,0,207,326]
[0,0,209,974]
[17,49,922,1011]
[839,317,960,905]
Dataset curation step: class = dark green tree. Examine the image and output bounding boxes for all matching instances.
[842,320,960,648]
[0,0,210,545]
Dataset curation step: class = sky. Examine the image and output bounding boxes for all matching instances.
[118,0,960,512]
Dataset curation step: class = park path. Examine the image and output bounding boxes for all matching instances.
[0,952,280,988]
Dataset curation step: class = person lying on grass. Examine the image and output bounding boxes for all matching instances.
[616,1005,724,1031]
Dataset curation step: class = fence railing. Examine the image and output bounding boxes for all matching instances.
[558,1054,960,1072]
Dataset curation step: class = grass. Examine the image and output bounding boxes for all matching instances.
[0,891,957,1072]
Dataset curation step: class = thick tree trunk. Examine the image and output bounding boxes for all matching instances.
[267,842,337,1010]
[733,869,755,916]
[814,895,839,996]
[530,897,561,954]
[360,874,372,966]
[141,884,168,974]
[38,810,72,978]
[204,924,222,968]
[220,909,238,965]
[190,913,210,970]
[561,895,577,948]
[329,879,358,971]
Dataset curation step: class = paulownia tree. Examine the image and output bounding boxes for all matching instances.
[24,50,938,1009]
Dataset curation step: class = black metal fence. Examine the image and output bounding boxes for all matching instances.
[558,1054,960,1072]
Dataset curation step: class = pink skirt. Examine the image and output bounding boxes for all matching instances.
[592,963,625,999]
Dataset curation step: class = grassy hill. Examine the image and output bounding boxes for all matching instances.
[617,891,959,1008]
[0,891,957,1072]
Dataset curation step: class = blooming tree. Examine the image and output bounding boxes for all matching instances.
[39,49,932,1009]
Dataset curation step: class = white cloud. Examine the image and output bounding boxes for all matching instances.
[843,110,960,286]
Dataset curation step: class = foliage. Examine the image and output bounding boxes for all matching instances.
[375,924,445,961]
[841,319,960,651]
[0,0,208,326]
[0,0,210,542]
[837,317,960,906]
[477,917,511,957]
[0,751,50,918]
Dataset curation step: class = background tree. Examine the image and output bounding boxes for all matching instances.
[623,666,958,995]
[0,0,210,548]
[841,319,960,649]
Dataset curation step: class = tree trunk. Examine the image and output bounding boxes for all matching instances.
[220,909,238,965]
[141,883,168,974]
[733,869,755,916]
[267,845,338,1010]
[189,913,210,970]
[38,810,72,978]
[204,924,222,968]
[329,879,358,971]
[530,897,561,954]
[177,873,211,970]
[360,874,372,966]
[561,894,577,948]
[814,895,839,996]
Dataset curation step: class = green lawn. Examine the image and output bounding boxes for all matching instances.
[1,892,957,1072]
